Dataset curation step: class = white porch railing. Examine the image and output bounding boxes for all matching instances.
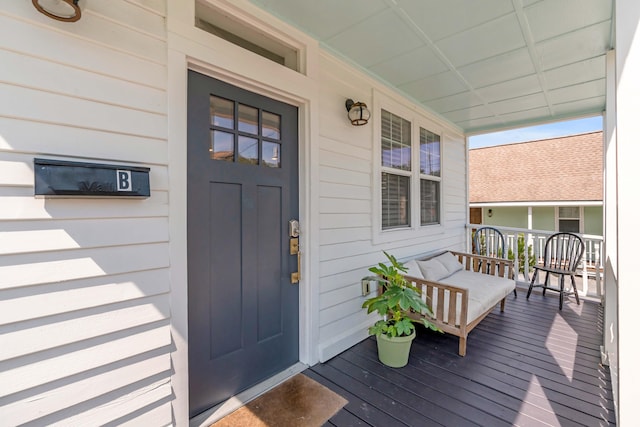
[466,225,603,301]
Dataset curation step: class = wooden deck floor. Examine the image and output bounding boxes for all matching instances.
[307,291,616,427]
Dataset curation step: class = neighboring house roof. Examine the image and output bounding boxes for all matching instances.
[469,131,603,204]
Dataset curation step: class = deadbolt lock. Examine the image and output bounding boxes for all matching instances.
[289,219,300,238]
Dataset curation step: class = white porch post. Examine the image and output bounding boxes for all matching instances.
[524,206,533,280]
[604,52,617,366]
[611,1,640,424]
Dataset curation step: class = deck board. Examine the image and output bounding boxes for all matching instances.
[310,292,615,427]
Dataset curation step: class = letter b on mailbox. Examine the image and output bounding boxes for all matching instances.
[116,170,132,192]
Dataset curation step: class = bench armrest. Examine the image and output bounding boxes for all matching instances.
[403,275,469,333]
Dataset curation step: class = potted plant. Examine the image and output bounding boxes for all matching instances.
[362,252,440,368]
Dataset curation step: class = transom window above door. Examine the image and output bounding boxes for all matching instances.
[209,95,282,168]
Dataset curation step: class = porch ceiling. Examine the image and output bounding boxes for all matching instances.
[250,0,613,134]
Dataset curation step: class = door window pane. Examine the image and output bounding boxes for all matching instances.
[210,96,234,129]
[381,109,411,171]
[382,172,410,229]
[238,136,258,165]
[420,128,441,177]
[420,179,440,225]
[262,141,280,168]
[210,130,234,161]
[262,111,281,139]
[238,104,259,134]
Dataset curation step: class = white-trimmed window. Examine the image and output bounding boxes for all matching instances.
[380,109,442,230]
[419,128,441,225]
[557,206,582,233]
[381,110,412,228]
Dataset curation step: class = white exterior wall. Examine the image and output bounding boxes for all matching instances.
[315,54,467,361]
[0,1,172,426]
[1,0,467,424]
[611,0,640,424]
[166,1,467,422]
[603,49,619,420]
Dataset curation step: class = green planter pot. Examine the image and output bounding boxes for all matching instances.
[376,330,416,368]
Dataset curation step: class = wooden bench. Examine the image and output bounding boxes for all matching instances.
[403,251,515,356]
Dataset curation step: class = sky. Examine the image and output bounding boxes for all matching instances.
[468,116,603,149]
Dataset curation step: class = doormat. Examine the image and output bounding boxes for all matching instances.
[210,373,347,427]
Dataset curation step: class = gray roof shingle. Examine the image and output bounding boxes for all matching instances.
[469,131,603,203]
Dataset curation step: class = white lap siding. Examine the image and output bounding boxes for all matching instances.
[316,53,467,361]
[1,0,472,421]
[0,1,171,426]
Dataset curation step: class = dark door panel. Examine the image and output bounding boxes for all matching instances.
[187,71,299,417]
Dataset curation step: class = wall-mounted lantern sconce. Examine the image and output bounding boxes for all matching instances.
[487,209,493,218]
[32,0,82,22]
[345,99,371,126]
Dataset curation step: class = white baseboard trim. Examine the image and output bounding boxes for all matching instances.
[600,345,609,366]
[318,320,371,363]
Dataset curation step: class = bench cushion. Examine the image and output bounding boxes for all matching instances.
[415,251,464,282]
[416,258,450,281]
[403,259,424,279]
[434,251,464,276]
[426,270,515,326]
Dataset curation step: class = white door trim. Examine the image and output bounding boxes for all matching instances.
[166,7,321,421]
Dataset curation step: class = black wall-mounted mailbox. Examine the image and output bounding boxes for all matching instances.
[34,158,150,198]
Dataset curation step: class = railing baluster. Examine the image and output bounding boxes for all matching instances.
[524,231,530,281]
[465,224,603,301]
[581,240,589,295]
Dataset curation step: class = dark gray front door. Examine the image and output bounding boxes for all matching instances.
[187,70,299,417]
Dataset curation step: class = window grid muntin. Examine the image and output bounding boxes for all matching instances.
[209,95,282,168]
[379,107,443,232]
